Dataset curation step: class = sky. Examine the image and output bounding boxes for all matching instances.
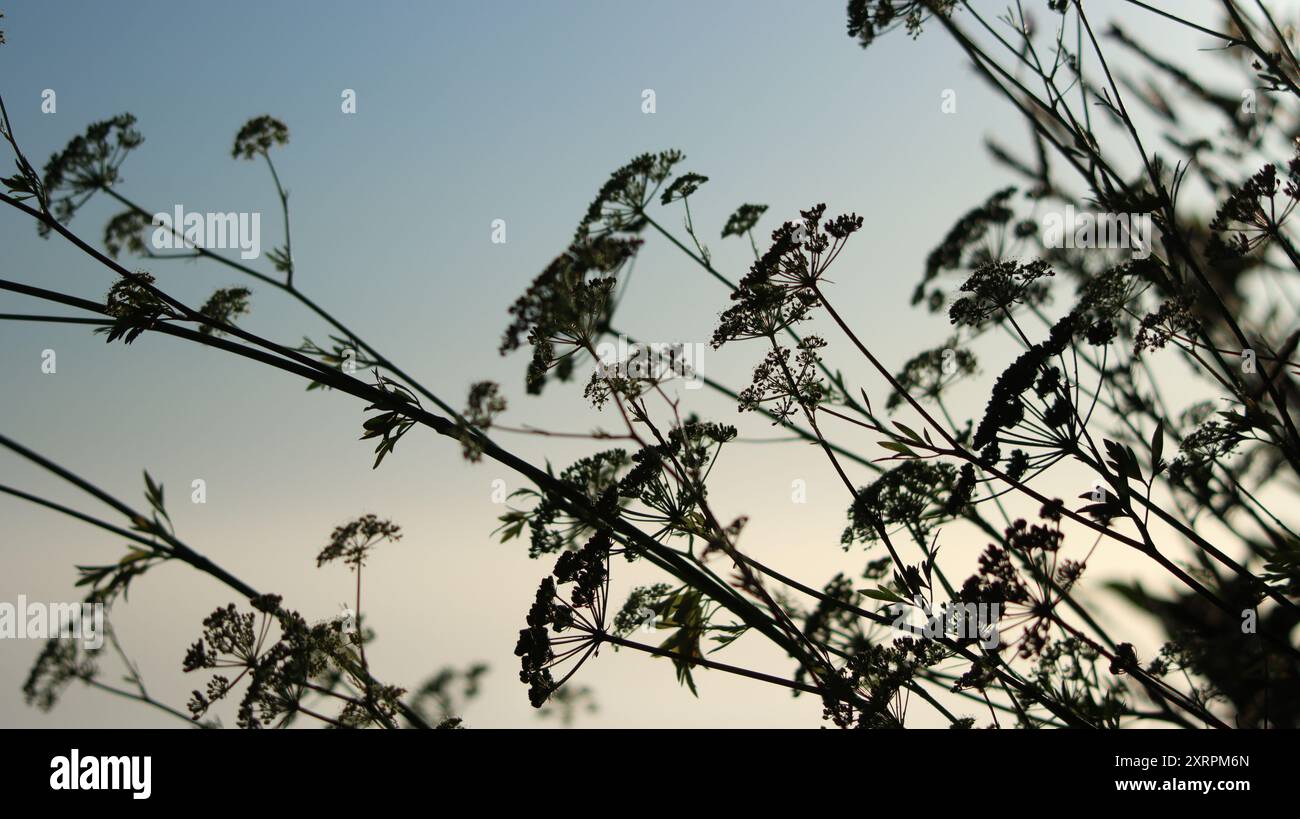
[0,1,1280,727]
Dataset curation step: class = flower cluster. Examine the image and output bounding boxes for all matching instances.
[736,337,830,422]
[502,151,721,396]
[1134,297,1199,353]
[958,508,1077,660]
[1166,414,1250,491]
[841,461,959,549]
[1070,260,1149,346]
[577,150,683,239]
[100,272,179,345]
[659,172,708,205]
[1208,159,1300,257]
[232,115,289,160]
[196,287,252,336]
[23,635,98,712]
[720,203,768,239]
[183,593,401,728]
[500,449,629,558]
[103,210,153,258]
[316,514,402,569]
[500,237,639,394]
[515,530,613,707]
[823,637,947,728]
[713,205,861,346]
[971,312,1077,450]
[846,0,956,48]
[915,187,1017,309]
[459,380,507,461]
[42,114,144,231]
[612,583,673,634]
[887,337,977,410]
[1025,638,1127,727]
[948,258,1054,329]
[615,420,736,530]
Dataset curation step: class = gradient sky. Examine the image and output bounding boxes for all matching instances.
[0,1,1272,727]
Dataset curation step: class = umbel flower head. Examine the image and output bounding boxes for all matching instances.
[102,210,154,258]
[721,203,768,239]
[659,171,708,205]
[713,204,862,346]
[970,311,1077,451]
[501,448,628,558]
[1070,259,1148,346]
[842,460,960,549]
[736,336,831,422]
[41,114,144,233]
[24,631,98,712]
[576,149,683,240]
[1208,158,1300,258]
[887,337,977,410]
[614,419,737,528]
[458,380,507,461]
[316,514,402,569]
[502,151,693,394]
[947,258,1054,329]
[846,0,956,49]
[232,115,289,159]
[1134,296,1199,354]
[956,505,1080,661]
[515,530,613,707]
[183,593,402,728]
[914,187,1019,311]
[196,287,252,336]
[502,234,642,393]
[99,271,180,345]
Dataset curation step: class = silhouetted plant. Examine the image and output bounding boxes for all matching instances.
[4,0,1300,729]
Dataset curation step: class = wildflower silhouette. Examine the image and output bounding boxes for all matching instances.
[3,1,1300,729]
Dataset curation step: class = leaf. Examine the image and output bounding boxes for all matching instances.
[75,565,112,587]
[858,586,907,604]
[1123,444,1143,483]
[267,245,293,274]
[1,172,34,198]
[494,510,527,543]
[893,422,922,443]
[878,441,916,457]
[1102,439,1141,486]
[1150,419,1164,468]
[651,588,705,696]
[372,437,399,469]
[708,624,749,654]
[142,470,171,525]
[143,470,162,508]
[361,413,395,434]
[119,548,153,565]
